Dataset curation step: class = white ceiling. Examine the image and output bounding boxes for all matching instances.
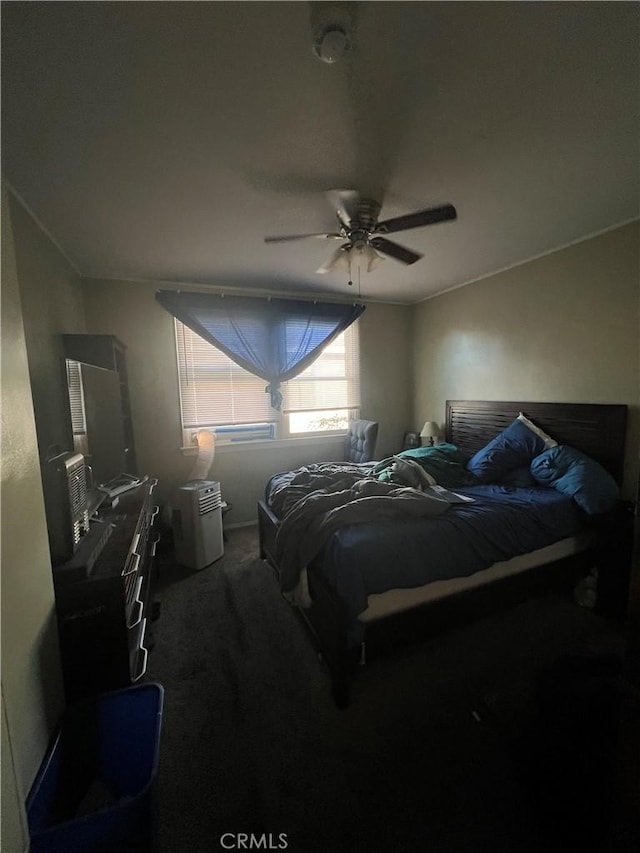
[2,2,638,304]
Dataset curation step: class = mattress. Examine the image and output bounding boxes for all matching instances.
[360,530,595,622]
[309,484,587,624]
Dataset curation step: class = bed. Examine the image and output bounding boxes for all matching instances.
[258,400,629,706]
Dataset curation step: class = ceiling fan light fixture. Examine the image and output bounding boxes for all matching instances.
[352,242,385,272]
[367,246,385,272]
[332,247,352,273]
[316,245,351,274]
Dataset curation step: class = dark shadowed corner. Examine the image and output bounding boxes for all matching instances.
[147,525,627,853]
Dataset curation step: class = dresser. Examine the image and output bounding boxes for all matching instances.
[53,477,160,701]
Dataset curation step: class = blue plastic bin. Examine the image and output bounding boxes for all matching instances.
[26,683,164,853]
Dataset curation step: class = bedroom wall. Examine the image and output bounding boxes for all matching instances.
[81,278,412,522]
[1,187,65,852]
[412,221,640,498]
[8,194,87,461]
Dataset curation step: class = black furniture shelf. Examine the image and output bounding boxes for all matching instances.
[54,477,159,702]
[63,334,123,372]
[63,334,138,479]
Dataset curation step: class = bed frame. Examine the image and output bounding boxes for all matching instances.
[258,401,629,707]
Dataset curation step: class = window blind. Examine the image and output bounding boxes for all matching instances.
[175,321,273,427]
[174,318,360,435]
[282,323,360,413]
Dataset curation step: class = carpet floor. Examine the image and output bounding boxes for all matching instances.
[146,525,625,853]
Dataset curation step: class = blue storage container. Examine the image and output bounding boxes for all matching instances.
[27,683,164,853]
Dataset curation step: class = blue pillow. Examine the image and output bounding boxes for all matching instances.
[466,416,555,483]
[530,446,619,515]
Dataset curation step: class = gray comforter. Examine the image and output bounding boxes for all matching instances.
[267,462,375,518]
[275,476,450,593]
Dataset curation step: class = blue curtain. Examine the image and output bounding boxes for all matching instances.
[156,290,365,409]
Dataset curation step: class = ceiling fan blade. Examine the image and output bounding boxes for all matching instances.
[370,236,423,265]
[264,232,343,243]
[375,203,457,235]
[316,245,351,274]
[326,189,361,228]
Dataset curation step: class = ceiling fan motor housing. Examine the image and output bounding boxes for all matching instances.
[349,198,381,233]
[350,232,368,251]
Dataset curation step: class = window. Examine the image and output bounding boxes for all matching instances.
[175,319,360,444]
[283,328,360,433]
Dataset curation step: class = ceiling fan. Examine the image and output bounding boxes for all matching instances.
[264,190,457,275]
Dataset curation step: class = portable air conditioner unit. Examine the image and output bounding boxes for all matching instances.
[172,480,224,570]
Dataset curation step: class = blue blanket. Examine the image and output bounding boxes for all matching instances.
[314,484,586,628]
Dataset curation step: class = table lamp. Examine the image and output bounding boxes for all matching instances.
[420,421,439,446]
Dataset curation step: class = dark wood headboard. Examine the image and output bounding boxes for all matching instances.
[446,400,628,484]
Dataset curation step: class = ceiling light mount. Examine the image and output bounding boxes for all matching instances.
[311,4,353,64]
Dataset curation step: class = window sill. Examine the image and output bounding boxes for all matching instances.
[180,433,347,455]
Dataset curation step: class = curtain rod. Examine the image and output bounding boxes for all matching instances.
[166,287,363,307]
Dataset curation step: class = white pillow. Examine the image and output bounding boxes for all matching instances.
[517,412,557,449]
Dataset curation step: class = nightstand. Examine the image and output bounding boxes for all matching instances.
[594,500,634,619]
